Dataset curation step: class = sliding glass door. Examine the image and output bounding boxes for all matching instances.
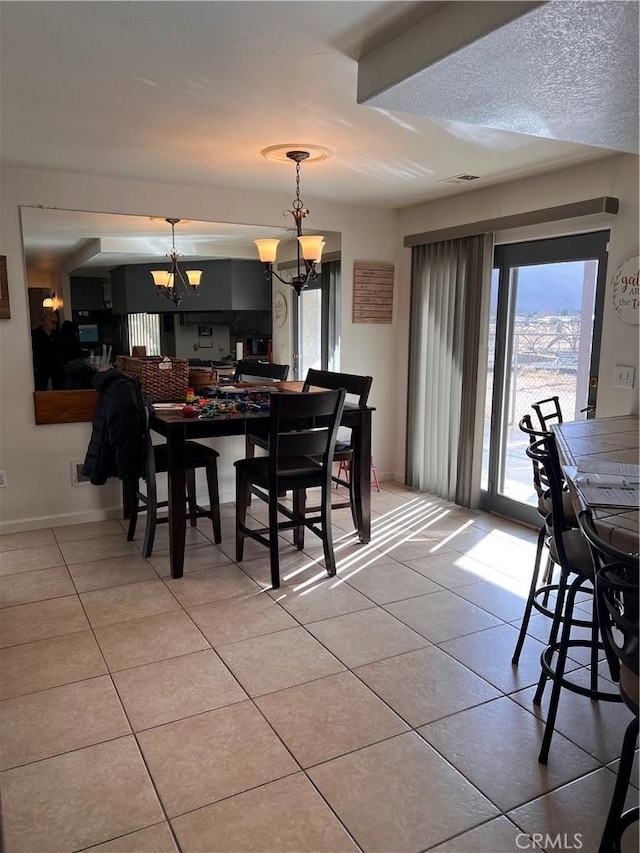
[480,231,609,524]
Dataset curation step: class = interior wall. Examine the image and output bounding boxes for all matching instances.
[0,165,398,532]
[392,152,640,483]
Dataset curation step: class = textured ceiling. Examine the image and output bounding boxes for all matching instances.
[359,0,640,153]
[2,0,632,275]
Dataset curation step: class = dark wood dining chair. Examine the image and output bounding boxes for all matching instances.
[579,510,638,853]
[127,413,221,557]
[234,388,346,589]
[301,369,373,524]
[246,368,373,529]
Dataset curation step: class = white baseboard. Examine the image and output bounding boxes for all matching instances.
[0,506,125,535]
[0,479,411,535]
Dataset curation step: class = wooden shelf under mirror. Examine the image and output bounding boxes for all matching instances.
[34,390,98,425]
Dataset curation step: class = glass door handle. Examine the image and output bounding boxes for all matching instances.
[581,404,596,414]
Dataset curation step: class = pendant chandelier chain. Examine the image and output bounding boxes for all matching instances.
[254,147,326,295]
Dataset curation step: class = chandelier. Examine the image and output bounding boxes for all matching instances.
[254,150,325,295]
[150,218,202,306]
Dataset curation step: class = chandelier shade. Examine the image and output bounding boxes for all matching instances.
[150,218,202,306]
[254,239,280,264]
[255,150,325,295]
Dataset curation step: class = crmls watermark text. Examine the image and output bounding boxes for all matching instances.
[516,833,583,850]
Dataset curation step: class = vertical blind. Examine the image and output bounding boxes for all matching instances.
[406,234,492,505]
[127,313,161,356]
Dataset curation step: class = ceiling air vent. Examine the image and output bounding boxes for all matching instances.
[438,174,481,184]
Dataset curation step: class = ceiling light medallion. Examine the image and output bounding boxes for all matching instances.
[255,147,330,295]
[150,218,202,306]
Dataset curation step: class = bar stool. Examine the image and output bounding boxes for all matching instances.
[511,415,576,665]
[580,510,638,853]
[528,432,621,764]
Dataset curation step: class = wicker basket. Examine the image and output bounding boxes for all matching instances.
[188,367,217,393]
[116,356,189,402]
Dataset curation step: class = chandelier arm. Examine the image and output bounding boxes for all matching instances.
[262,263,318,293]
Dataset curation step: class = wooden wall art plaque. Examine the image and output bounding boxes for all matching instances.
[353,261,394,324]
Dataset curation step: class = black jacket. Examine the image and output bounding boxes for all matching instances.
[82,370,147,485]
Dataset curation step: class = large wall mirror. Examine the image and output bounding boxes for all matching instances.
[20,207,341,422]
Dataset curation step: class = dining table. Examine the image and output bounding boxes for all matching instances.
[552,413,639,553]
[148,381,374,579]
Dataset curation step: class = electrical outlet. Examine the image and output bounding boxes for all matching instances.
[70,461,91,486]
[614,364,636,388]
[0,470,7,488]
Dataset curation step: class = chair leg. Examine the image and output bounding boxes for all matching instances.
[533,567,569,705]
[268,491,281,589]
[186,469,197,527]
[142,474,158,558]
[598,716,639,853]
[541,546,555,607]
[512,524,547,665]
[371,461,380,492]
[348,470,358,531]
[126,479,139,542]
[235,469,248,562]
[336,460,349,489]
[321,481,338,577]
[205,458,222,544]
[122,479,134,520]
[293,489,306,550]
[537,573,581,764]
[245,436,256,505]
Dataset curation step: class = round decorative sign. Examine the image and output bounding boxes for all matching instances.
[273,292,288,327]
[610,255,639,325]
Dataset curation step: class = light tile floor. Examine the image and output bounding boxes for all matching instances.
[0,484,637,852]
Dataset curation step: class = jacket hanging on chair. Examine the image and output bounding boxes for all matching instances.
[82,370,147,485]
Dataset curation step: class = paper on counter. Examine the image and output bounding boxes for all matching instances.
[575,484,639,508]
[562,461,640,508]
[563,462,639,487]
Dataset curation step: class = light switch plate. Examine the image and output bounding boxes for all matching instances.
[614,364,636,388]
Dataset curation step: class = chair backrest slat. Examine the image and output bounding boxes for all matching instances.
[532,396,563,433]
[268,389,346,468]
[233,360,289,382]
[526,432,574,566]
[519,414,549,498]
[302,369,372,407]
